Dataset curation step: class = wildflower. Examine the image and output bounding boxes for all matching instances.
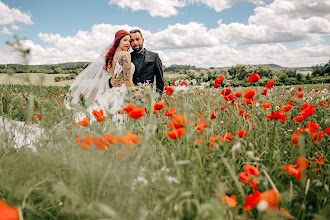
[165,127,185,139]
[223,94,234,101]
[164,106,176,116]
[261,103,270,110]
[213,83,220,88]
[238,109,244,115]
[123,104,136,114]
[244,190,261,211]
[288,99,295,105]
[281,104,292,113]
[324,127,330,135]
[293,116,304,123]
[243,89,256,98]
[0,200,19,220]
[181,81,187,86]
[208,135,219,149]
[101,134,118,145]
[234,92,242,97]
[220,88,231,95]
[297,87,302,92]
[221,195,237,208]
[265,81,274,89]
[21,93,24,96]
[220,133,232,143]
[164,87,174,96]
[77,117,89,126]
[281,157,308,180]
[300,103,309,111]
[300,105,315,118]
[34,114,41,121]
[235,130,248,138]
[92,109,107,122]
[76,135,93,150]
[195,112,203,117]
[168,114,188,129]
[194,138,206,145]
[261,89,267,96]
[195,120,207,136]
[214,76,224,84]
[91,137,109,151]
[128,107,146,119]
[121,133,142,146]
[266,111,286,123]
[248,73,261,82]
[153,102,164,113]
[23,102,27,106]
[311,155,326,165]
[210,109,217,120]
[257,189,280,211]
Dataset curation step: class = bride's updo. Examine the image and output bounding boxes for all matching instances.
[104,30,130,71]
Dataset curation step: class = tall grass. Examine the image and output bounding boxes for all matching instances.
[0,83,329,219]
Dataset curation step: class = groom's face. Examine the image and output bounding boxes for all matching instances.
[130,32,144,53]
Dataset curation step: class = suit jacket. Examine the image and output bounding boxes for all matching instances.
[131,49,164,96]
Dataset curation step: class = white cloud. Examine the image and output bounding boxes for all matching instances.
[109,0,185,17]
[11,24,21,30]
[219,0,330,45]
[1,26,13,35]
[0,2,33,25]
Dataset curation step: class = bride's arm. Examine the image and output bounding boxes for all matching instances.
[119,51,135,91]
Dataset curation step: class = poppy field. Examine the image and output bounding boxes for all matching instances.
[0,75,329,219]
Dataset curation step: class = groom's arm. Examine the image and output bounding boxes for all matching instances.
[154,53,164,97]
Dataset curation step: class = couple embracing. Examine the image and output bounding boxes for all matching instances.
[66,29,164,123]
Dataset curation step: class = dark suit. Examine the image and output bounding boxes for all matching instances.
[131,49,164,96]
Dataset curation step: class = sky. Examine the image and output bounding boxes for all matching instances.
[0,0,330,68]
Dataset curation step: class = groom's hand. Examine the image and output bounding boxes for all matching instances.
[110,79,121,87]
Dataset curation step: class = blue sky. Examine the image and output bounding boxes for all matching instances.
[1,0,330,67]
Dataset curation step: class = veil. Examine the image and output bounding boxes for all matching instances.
[64,51,109,110]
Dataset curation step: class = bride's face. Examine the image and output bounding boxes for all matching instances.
[119,35,131,51]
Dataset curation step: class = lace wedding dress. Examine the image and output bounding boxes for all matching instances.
[69,51,135,124]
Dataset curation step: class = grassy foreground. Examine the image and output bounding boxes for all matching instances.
[0,82,329,219]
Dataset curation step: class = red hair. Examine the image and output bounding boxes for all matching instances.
[104,30,130,71]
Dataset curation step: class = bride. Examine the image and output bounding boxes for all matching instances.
[65,30,136,123]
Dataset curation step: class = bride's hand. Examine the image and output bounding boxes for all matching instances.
[111,79,121,87]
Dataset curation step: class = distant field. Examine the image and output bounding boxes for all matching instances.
[0,73,74,86]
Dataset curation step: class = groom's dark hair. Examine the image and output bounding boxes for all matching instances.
[130,29,143,38]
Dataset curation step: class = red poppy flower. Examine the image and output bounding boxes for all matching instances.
[23,102,27,106]
[164,87,174,96]
[281,157,308,180]
[244,190,261,211]
[172,81,175,85]
[208,135,219,149]
[244,164,260,177]
[306,121,319,133]
[213,83,220,88]
[281,104,292,113]
[243,89,256,98]
[34,114,41,121]
[293,116,304,123]
[261,89,267,96]
[77,117,89,126]
[261,103,270,110]
[91,137,109,151]
[181,81,187,86]
[288,99,295,105]
[259,189,280,211]
[238,109,244,115]
[165,127,185,139]
[153,102,165,113]
[221,195,237,208]
[221,88,231,95]
[0,200,19,220]
[214,76,224,84]
[123,104,136,114]
[92,109,107,122]
[235,129,248,138]
[297,87,302,92]
[76,135,93,150]
[248,73,261,82]
[311,155,326,165]
[265,81,274,89]
[234,92,241,97]
[128,107,146,119]
[300,105,315,118]
[266,111,286,123]
[195,120,207,136]
[324,127,330,135]
[164,106,176,116]
[239,171,250,183]
[168,114,188,129]
[210,109,217,120]
[220,132,232,143]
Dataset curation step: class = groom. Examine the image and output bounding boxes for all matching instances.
[109,29,164,97]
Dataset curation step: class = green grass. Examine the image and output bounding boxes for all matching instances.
[0,83,329,219]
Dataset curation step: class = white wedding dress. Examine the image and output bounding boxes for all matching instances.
[71,51,135,124]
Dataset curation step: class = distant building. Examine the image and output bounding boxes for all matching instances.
[297,70,312,75]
